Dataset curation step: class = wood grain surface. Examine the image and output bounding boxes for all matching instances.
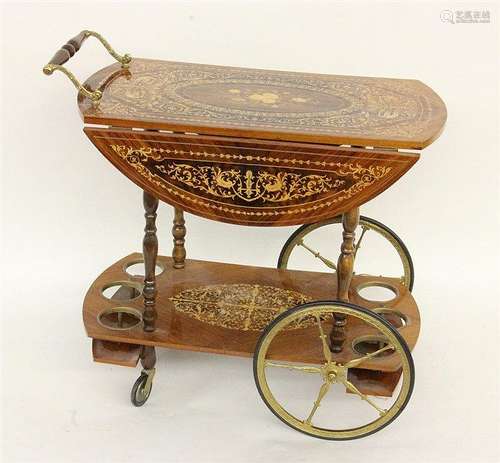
[78,58,446,149]
[83,253,420,373]
[92,339,141,367]
[84,128,419,226]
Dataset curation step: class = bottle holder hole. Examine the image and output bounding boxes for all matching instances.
[373,308,408,329]
[97,307,142,330]
[352,336,395,357]
[101,281,142,301]
[356,282,398,302]
[124,260,164,277]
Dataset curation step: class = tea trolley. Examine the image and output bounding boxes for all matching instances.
[43,31,446,439]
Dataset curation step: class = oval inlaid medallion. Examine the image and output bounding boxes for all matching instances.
[81,59,447,149]
[174,81,350,114]
[170,284,313,331]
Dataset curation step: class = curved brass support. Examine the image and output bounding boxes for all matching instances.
[83,30,132,69]
[42,64,103,101]
[42,30,131,102]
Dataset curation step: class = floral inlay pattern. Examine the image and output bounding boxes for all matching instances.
[81,59,445,148]
[170,284,314,331]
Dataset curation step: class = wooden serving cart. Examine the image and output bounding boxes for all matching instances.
[43,31,446,440]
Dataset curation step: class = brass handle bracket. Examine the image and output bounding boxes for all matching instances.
[43,63,104,101]
[43,30,132,102]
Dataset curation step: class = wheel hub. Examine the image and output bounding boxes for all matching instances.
[323,363,347,383]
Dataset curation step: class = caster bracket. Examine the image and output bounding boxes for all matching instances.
[142,367,156,396]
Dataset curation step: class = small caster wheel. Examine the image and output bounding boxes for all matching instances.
[131,368,155,407]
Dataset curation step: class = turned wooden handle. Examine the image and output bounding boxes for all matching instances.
[46,31,89,67]
[43,31,131,101]
[43,30,131,75]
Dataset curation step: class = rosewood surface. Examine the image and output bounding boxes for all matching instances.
[83,253,420,373]
[84,128,418,226]
[142,191,159,331]
[92,339,141,367]
[172,208,186,268]
[78,58,446,149]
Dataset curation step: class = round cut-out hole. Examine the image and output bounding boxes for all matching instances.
[98,307,142,330]
[124,260,164,277]
[374,308,408,329]
[101,281,142,301]
[352,336,394,357]
[356,282,398,302]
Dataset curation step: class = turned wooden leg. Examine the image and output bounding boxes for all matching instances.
[331,207,360,353]
[172,207,186,269]
[142,191,159,332]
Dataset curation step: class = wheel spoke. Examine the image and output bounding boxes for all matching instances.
[342,379,387,416]
[316,315,332,364]
[343,344,395,368]
[304,381,331,425]
[297,239,337,271]
[353,225,369,259]
[265,361,322,374]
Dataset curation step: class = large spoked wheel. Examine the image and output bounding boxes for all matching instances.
[254,301,414,440]
[278,216,415,291]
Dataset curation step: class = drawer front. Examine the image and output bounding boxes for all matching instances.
[85,128,418,226]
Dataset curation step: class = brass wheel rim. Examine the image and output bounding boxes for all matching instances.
[278,216,413,290]
[254,302,414,440]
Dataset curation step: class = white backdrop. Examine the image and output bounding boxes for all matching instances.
[1,1,499,462]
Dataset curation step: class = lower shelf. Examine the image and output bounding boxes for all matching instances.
[84,253,420,369]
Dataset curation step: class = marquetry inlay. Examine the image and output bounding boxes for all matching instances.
[170,284,314,331]
[80,58,447,148]
[110,144,392,213]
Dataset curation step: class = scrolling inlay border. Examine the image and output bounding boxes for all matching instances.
[110,144,392,217]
